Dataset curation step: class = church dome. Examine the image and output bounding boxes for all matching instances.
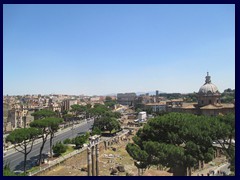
[198,73,220,94]
[199,83,219,94]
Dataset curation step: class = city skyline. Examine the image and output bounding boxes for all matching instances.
[3,4,235,96]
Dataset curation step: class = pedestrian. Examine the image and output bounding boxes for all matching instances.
[207,173,210,176]
[201,174,204,176]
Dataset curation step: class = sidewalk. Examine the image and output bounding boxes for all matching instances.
[192,156,228,176]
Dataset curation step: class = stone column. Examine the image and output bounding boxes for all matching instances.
[104,141,107,150]
[87,147,92,176]
[96,144,99,176]
[92,146,95,176]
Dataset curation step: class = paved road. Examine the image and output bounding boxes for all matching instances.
[3,120,94,171]
[213,163,230,176]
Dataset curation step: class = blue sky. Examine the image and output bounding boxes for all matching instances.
[3,4,235,96]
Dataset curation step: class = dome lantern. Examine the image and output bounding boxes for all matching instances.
[205,72,211,83]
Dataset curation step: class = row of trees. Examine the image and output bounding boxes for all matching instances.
[6,110,63,174]
[64,102,121,136]
[126,112,235,176]
[62,98,119,127]
[5,98,121,175]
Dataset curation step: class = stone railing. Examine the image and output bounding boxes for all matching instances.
[29,147,87,176]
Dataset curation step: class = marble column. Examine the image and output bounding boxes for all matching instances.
[96,144,99,176]
[87,146,91,176]
[92,146,95,176]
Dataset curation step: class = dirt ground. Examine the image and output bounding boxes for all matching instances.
[35,119,226,177]
[37,128,172,176]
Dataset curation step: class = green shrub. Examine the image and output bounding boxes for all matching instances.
[53,141,67,156]
[63,138,72,144]
[91,127,101,135]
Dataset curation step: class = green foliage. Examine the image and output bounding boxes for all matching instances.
[75,136,86,148]
[105,96,113,101]
[107,117,121,133]
[70,104,87,116]
[182,93,197,102]
[221,95,234,103]
[63,138,72,144]
[63,114,74,122]
[159,93,182,100]
[94,116,121,133]
[210,113,235,174]
[229,148,235,172]
[71,132,90,149]
[113,112,121,118]
[88,104,108,116]
[6,128,41,144]
[30,117,63,130]
[31,109,57,119]
[52,141,67,156]
[30,117,63,164]
[126,143,148,162]
[126,112,235,175]
[91,127,102,135]
[104,97,117,109]
[145,108,153,115]
[74,134,88,149]
[62,110,68,116]
[86,104,92,109]
[221,88,235,103]
[3,164,16,176]
[6,127,41,173]
[136,108,142,114]
[85,132,90,139]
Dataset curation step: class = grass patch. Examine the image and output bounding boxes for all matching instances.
[61,146,74,156]
[26,166,40,174]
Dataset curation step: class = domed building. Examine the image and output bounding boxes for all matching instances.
[198,72,221,107]
[168,72,234,116]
